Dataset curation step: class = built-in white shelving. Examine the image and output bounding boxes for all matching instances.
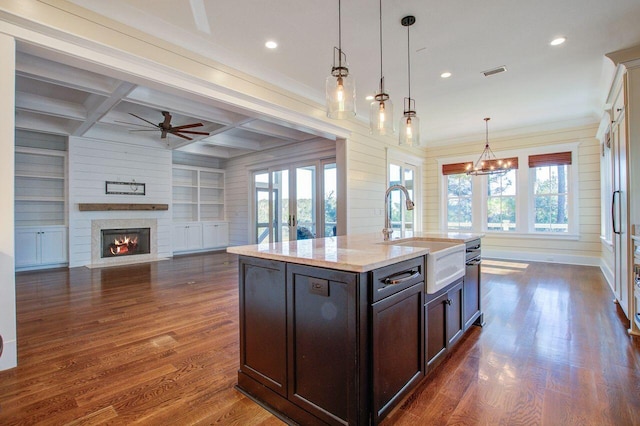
[172,165,227,253]
[14,144,68,269]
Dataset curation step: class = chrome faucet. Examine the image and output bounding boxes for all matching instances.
[383,184,414,241]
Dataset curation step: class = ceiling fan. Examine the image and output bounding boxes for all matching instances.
[119,111,209,141]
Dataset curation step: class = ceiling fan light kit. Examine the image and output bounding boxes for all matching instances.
[326,0,356,119]
[399,15,420,147]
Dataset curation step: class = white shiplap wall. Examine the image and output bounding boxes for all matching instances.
[68,137,172,267]
[424,124,602,265]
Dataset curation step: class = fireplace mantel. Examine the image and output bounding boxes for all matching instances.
[79,203,169,211]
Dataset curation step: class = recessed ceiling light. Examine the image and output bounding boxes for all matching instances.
[550,37,566,46]
[441,72,452,79]
[265,40,278,49]
[365,95,374,101]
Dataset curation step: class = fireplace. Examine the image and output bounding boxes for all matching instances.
[101,228,151,258]
[91,219,159,267]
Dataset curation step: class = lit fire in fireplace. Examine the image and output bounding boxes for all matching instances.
[109,235,139,256]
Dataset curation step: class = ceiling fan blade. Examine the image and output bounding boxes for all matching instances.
[115,120,157,129]
[172,123,204,130]
[129,113,159,127]
[172,132,193,141]
[161,111,172,128]
[129,129,161,132]
[173,130,210,135]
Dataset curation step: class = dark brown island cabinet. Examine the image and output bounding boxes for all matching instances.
[236,240,483,425]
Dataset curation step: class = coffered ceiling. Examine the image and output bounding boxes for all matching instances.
[14,48,326,158]
[11,0,640,154]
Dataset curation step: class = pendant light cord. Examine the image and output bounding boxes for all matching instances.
[338,0,342,67]
[379,0,383,91]
[485,117,490,148]
[407,20,411,99]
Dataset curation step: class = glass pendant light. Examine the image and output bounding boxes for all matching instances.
[399,15,420,147]
[370,0,393,135]
[326,0,356,119]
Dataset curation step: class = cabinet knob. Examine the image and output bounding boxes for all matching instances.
[445,299,452,306]
[617,108,622,112]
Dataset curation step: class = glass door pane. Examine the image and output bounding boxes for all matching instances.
[254,172,272,243]
[388,162,416,234]
[273,169,290,242]
[253,160,336,243]
[295,166,316,239]
[403,168,415,231]
[324,163,337,236]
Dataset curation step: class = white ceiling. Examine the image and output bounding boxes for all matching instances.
[15,0,640,153]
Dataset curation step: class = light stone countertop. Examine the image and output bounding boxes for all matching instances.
[226,232,483,273]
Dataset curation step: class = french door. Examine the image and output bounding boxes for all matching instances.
[254,160,336,243]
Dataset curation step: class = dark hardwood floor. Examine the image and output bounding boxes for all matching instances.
[1,253,639,425]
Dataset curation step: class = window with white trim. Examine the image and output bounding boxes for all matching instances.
[487,169,517,232]
[440,144,579,236]
[446,173,472,230]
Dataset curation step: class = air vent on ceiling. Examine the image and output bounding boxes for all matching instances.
[482,66,507,77]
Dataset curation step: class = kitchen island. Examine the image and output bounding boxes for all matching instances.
[227,232,483,425]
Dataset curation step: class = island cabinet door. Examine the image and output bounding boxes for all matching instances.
[446,281,464,347]
[286,264,364,426]
[463,259,482,330]
[238,257,287,397]
[371,282,424,424]
[426,292,448,369]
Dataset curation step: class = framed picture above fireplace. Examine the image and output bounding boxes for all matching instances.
[105,180,146,195]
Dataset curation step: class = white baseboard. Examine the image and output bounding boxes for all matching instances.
[599,258,614,290]
[482,249,601,267]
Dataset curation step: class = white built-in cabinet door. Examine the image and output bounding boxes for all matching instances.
[15,226,68,268]
[203,222,229,248]
[15,228,39,266]
[172,223,203,252]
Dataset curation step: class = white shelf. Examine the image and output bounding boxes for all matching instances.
[15,147,66,227]
[172,165,225,222]
[16,197,65,202]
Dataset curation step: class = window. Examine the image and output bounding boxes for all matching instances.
[388,150,422,234]
[529,151,572,234]
[446,173,472,230]
[487,169,517,232]
[532,165,568,232]
[440,144,578,236]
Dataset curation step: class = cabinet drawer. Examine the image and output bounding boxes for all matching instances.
[371,256,424,302]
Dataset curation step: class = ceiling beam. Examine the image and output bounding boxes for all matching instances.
[15,92,86,120]
[72,82,136,136]
[16,52,117,95]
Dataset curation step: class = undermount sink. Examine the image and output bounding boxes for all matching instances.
[387,239,466,294]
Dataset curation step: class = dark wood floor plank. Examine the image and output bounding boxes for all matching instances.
[1,255,639,425]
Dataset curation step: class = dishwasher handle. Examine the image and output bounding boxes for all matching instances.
[381,269,420,286]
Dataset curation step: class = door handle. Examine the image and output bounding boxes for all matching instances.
[612,190,621,235]
[381,269,420,285]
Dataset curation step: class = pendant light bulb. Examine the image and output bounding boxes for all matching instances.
[326,0,356,119]
[399,15,420,147]
[370,0,394,135]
